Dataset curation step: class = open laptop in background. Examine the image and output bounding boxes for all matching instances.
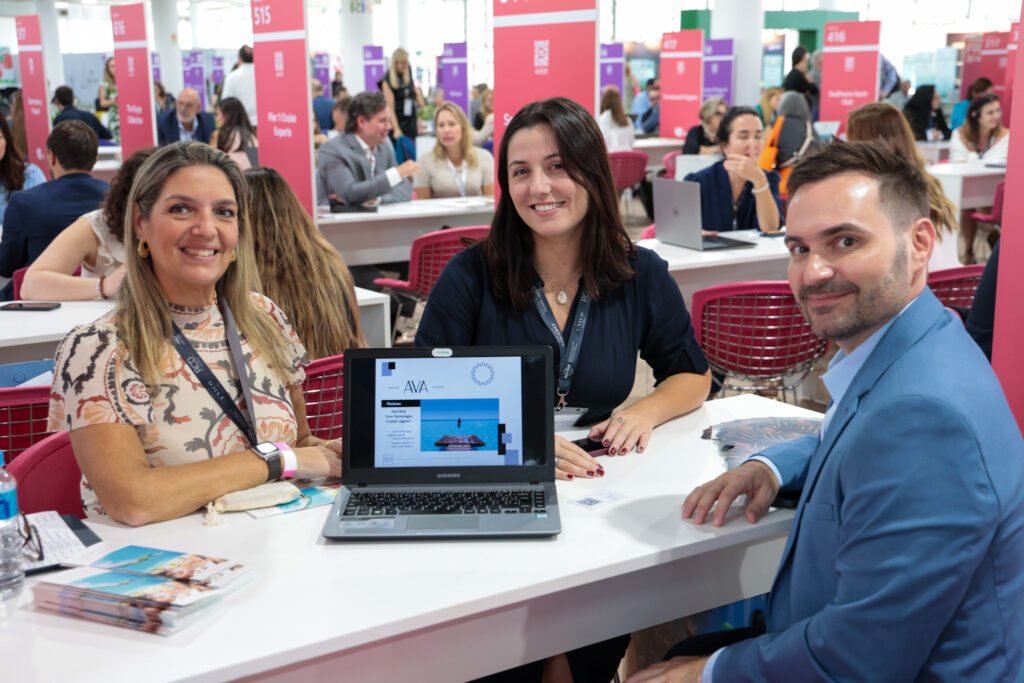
[322,346,560,540]
[653,177,757,251]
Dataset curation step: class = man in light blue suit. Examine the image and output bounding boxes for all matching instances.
[628,141,1024,682]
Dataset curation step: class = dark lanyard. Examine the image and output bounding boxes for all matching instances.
[533,285,592,410]
[170,300,258,447]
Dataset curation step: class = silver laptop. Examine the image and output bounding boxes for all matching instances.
[322,346,561,540]
[653,177,757,251]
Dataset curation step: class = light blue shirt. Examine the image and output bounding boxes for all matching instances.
[632,89,651,117]
[176,115,197,142]
[0,162,46,224]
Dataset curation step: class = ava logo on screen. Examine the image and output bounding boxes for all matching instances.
[534,40,549,76]
[404,380,429,394]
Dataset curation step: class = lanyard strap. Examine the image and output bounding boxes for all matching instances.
[170,300,258,447]
[533,285,592,410]
[446,157,467,197]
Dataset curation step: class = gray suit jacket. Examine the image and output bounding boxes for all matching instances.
[316,133,412,206]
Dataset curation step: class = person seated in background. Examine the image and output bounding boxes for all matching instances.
[157,88,215,146]
[782,46,818,105]
[636,140,1024,683]
[153,81,175,113]
[468,82,488,127]
[246,167,367,359]
[210,97,257,172]
[631,77,659,119]
[683,97,728,155]
[473,90,495,147]
[597,86,635,152]
[950,76,993,130]
[0,114,46,222]
[756,86,783,128]
[965,240,999,361]
[904,84,951,141]
[0,120,107,300]
[312,79,334,133]
[472,88,493,130]
[419,87,445,125]
[414,102,493,199]
[21,148,154,302]
[49,142,342,525]
[950,93,1009,163]
[317,91,418,206]
[758,90,822,196]
[52,85,113,141]
[684,106,782,233]
[884,79,912,110]
[637,84,660,134]
[325,97,350,141]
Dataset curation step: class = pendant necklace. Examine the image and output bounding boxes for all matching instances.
[537,265,580,305]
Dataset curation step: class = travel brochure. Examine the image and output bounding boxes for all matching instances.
[707,417,823,469]
[246,484,339,519]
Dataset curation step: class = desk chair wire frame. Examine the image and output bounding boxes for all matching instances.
[303,355,345,442]
[927,266,986,311]
[0,385,53,464]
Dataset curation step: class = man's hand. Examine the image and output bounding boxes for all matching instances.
[682,460,779,526]
[397,160,421,179]
[626,656,707,683]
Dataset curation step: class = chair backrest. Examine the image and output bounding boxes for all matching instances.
[692,281,829,381]
[6,431,84,518]
[0,385,53,464]
[640,224,656,240]
[927,265,986,310]
[990,180,1005,222]
[607,150,649,191]
[662,151,681,179]
[302,354,344,442]
[12,267,27,300]
[406,225,491,298]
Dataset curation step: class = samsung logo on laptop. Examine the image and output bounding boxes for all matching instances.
[437,473,461,479]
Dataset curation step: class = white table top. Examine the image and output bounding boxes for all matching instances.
[639,230,790,272]
[633,136,685,149]
[925,161,1006,178]
[316,196,494,227]
[3,395,811,682]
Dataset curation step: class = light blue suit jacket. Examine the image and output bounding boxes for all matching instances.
[716,288,1024,681]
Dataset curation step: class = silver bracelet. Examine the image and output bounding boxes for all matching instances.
[752,183,770,194]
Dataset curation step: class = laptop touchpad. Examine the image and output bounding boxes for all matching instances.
[408,517,480,530]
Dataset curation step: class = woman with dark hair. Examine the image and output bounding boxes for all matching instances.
[9,89,28,158]
[951,93,1009,163]
[21,148,156,300]
[903,85,951,141]
[210,96,258,171]
[684,105,783,232]
[951,76,993,130]
[0,113,45,220]
[417,96,710,683]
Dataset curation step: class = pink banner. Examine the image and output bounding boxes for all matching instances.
[111,3,156,157]
[961,35,984,100]
[251,0,315,215]
[820,21,880,136]
[15,15,50,179]
[492,0,598,156]
[1006,23,1019,126]
[659,30,703,139]
[980,31,1010,105]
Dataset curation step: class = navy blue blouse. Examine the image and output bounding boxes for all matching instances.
[414,245,709,423]
[684,160,783,232]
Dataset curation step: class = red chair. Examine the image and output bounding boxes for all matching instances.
[0,385,53,464]
[661,151,682,179]
[640,224,656,240]
[11,267,27,300]
[692,281,830,403]
[970,181,1004,227]
[608,150,649,191]
[374,226,490,300]
[927,265,986,311]
[6,431,85,518]
[302,354,344,442]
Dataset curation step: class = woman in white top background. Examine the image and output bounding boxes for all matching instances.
[414,102,494,199]
[950,93,1010,164]
[597,86,635,152]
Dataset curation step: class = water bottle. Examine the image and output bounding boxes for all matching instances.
[0,462,25,602]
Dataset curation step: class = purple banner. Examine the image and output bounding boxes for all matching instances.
[703,38,734,105]
[314,52,330,92]
[363,45,385,92]
[600,43,625,97]
[183,50,205,109]
[439,42,468,114]
[151,52,160,84]
[210,56,225,86]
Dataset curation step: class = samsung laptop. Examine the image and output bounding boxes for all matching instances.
[322,346,561,540]
[653,176,757,251]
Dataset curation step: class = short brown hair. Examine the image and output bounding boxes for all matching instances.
[788,140,929,230]
[346,91,387,134]
[46,120,98,171]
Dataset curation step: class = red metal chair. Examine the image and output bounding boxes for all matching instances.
[608,150,649,191]
[661,151,682,179]
[0,385,53,464]
[692,281,830,403]
[302,354,344,442]
[6,431,85,518]
[373,225,490,300]
[970,180,1004,227]
[927,265,986,311]
[640,224,656,240]
[11,267,27,300]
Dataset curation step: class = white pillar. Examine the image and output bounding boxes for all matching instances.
[711,0,763,108]
[397,0,412,52]
[151,0,184,96]
[341,3,374,94]
[35,0,64,92]
[190,1,201,54]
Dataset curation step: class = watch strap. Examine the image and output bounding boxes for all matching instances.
[254,443,283,482]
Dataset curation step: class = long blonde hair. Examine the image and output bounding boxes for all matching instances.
[387,47,411,89]
[432,102,478,168]
[758,86,783,127]
[119,142,292,391]
[245,167,366,359]
[846,102,958,238]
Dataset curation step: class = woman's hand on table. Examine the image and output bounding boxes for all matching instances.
[293,438,342,479]
[723,153,766,187]
[101,264,127,298]
[553,436,604,481]
[589,406,656,456]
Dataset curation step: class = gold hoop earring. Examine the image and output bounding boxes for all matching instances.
[230,250,237,262]
[137,241,150,258]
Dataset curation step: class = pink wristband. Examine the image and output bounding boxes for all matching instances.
[275,442,297,478]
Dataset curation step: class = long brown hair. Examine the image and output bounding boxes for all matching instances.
[600,87,629,128]
[101,147,157,243]
[9,90,27,159]
[245,167,366,359]
[485,97,634,311]
[0,114,27,199]
[846,102,958,238]
[962,93,1002,148]
[215,97,256,153]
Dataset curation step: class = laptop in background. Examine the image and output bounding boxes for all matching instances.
[322,346,561,540]
[653,177,757,251]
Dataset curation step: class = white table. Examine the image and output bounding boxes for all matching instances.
[917,141,951,164]
[2,394,809,682]
[633,136,684,174]
[639,231,791,308]
[926,162,1005,270]
[0,288,391,363]
[316,197,495,266]
[96,145,121,160]
[674,154,720,180]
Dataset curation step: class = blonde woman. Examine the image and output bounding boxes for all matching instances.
[245,166,366,358]
[414,102,494,199]
[49,142,341,525]
[473,89,495,146]
[378,47,425,141]
[98,57,120,142]
[756,86,783,128]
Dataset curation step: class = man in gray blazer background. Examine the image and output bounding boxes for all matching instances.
[317,91,419,206]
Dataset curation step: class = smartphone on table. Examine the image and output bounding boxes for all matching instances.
[1,302,61,311]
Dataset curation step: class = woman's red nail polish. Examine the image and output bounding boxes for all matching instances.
[603,440,609,447]
[597,468,605,476]
[566,474,574,480]
[587,470,595,476]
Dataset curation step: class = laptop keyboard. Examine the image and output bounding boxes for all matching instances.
[342,489,547,516]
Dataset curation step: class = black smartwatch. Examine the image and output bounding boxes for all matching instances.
[253,442,283,482]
